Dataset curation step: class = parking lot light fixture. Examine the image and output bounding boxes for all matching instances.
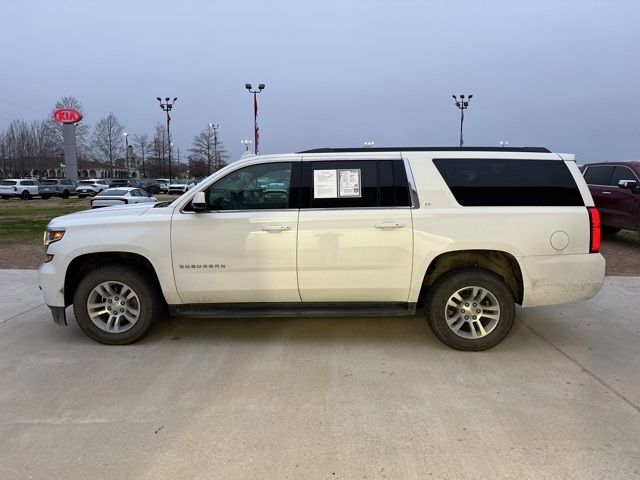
[363,141,375,148]
[452,94,473,147]
[123,132,129,174]
[157,97,177,181]
[245,83,265,154]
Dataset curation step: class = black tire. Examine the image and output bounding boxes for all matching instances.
[73,265,163,345]
[77,194,86,198]
[61,190,70,199]
[425,268,515,351]
[1,196,10,200]
[20,190,32,200]
[602,226,620,235]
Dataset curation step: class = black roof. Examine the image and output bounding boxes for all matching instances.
[297,146,551,154]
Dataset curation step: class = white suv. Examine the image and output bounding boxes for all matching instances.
[75,179,110,197]
[0,179,40,199]
[39,147,605,350]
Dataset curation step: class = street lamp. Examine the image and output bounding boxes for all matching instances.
[123,132,129,176]
[245,83,265,154]
[363,141,375,148]
[208,123,220,175]
[452,94,473,147]
[157,97,177,181]
[499,141,509,148]
[241,139,252,152]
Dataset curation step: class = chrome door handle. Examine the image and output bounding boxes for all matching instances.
[262,225,292,232]
[602,191,612,195]
[375,222,405,229]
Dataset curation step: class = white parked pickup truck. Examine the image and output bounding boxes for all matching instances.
[39,147,605,350]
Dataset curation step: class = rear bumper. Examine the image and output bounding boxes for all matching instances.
[520,253,605,307]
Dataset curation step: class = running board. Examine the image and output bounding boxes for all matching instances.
[169,302,417,319]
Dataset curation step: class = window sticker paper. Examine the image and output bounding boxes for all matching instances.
[314,169,338,198]
[338,169,361,198]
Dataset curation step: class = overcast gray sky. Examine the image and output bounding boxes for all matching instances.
[2,0,639,162]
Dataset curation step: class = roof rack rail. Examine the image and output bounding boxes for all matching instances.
[297,146,551,154]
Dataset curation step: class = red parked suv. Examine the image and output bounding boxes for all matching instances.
[581,161,640,234]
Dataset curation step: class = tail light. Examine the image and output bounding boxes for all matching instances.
[587,207,600,253]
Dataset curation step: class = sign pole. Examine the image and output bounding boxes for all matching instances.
[53,108,83,181]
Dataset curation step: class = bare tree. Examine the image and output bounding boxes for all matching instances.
[133,133,150,178]
[0,130,8,178]
[151,122,168,178]
[188,124,229,177]
[91,113,124,168]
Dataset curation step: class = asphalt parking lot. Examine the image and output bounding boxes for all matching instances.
[1,270,639,479]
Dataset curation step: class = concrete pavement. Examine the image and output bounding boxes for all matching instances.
[0,270,639,479]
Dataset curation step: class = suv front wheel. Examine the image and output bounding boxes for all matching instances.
[425,268,515,351]
[73,265,163,344]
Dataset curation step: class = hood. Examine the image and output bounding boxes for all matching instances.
[47,203,156,228]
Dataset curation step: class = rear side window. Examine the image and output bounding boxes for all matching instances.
[301,160,411,208]
[583,166,614,185]
[433,158,584,207]
[1,181,16,185]
[609,166,639,186]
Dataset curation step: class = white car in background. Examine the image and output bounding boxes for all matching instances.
[168,179,197,195]
[90,187,157,208]
[0,179,40,199]
[76,179,110,197]
[155,179,170,193]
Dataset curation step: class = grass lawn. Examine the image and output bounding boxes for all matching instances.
[0,195,175,269]
[0,197,90,241]
[0,197,90,268]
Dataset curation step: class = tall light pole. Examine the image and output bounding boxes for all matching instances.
[209,123,220,175]
[245,83,265,154]
[452,94,473,147]
[123,132,129,176]
[241,139,252,152]
[157,97,177,181]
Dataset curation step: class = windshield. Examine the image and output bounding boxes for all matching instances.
[98,189,128,196]
[41,180,58,185]
[79,180,95,184]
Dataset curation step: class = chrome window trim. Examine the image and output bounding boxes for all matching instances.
[180,208,299,215]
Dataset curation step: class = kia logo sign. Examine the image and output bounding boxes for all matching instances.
[53,108,83,124]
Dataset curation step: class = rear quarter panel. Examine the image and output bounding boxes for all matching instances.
[404,152,594,304]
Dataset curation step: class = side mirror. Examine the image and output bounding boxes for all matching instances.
[191,191,207,211]
[618,179,638,190]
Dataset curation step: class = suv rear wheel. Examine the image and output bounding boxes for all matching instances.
[61,189,70,199]
[425,268,515,351]
[73,265,163,345]
[20,190,31,200]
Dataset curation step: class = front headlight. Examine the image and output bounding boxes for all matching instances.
[43,228,65,247]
